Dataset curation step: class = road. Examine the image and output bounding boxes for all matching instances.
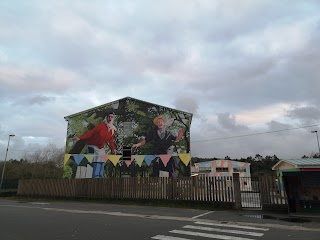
[0,199,319,240]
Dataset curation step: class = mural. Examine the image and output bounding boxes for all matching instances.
[194,160,251,190]
[63,97,192,179]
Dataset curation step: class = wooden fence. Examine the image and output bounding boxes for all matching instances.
[17,175,287,210]
[260,175,288,209]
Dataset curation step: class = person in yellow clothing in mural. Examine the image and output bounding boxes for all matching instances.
[73,112,118,178]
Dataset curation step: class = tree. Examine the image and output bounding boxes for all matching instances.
[0,144,64,180]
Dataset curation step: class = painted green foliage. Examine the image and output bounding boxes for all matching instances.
[64,97,192,178]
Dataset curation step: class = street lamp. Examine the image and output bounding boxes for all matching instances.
[0,134,15,192]
[311,130,320,156]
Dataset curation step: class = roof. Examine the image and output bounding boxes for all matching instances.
[64,96,193,119]
[195,159,250,166]
[272,158,320,170]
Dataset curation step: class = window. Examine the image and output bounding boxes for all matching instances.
[233,168,246,172]
[216,167,228,172]
[123,122,133,135]
[122,147,131,161]
[199,167,211,173]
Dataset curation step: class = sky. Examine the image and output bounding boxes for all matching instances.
[1,0,320,161]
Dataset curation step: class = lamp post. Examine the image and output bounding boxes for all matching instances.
[0,134,15,192]
[311,130,320,156]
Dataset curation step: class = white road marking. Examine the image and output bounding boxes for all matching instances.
[192,211,214,219]
[152,235,193,240]
[0,203,317,232]
[195,221,269,231]
[183,225,264,237]
[170,230,255,240]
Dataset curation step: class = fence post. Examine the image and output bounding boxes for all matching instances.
[233,173,241,209]
[259,176,266,210]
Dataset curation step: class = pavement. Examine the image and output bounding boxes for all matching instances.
[1,197,320,231]
[210,208,320,230]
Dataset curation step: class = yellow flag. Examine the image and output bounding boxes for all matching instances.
[64,154,71,166]
[134,155,146,167]
[179,153,191,166]
[108,155,122,166]
[84,154,95,163]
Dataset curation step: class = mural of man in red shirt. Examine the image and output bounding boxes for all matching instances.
[73,112,118,178]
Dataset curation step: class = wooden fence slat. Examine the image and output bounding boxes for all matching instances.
[16,176,288,209]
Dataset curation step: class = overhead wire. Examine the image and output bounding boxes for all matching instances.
[1,124,319,153]
[191,124,320,143]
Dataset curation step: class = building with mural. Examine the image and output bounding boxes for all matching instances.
[63,97,192,179]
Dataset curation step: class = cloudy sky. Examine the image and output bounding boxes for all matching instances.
[1,0,320,161]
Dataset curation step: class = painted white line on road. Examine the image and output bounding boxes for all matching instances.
[170,230,254,240]
[152,235,193,240]
[183,225,264,237]
[192,211,214,219]
[0,204,317,232]
[195,221,269,231]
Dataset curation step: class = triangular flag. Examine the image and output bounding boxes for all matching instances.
[84,154,94,163]
[64,154,71,166]
[158,154,172,167]
[72,154,85,165]
[144,155,157,166]
[134,155,145,167]
[131,155,135,161]
[108,155,122,166]
[124,160,132,167]
[179,153,191,166]
[98,155,108,163]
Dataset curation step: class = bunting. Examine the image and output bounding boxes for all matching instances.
[124,160,132,167]
[84,154,94,163]
[72,154,85,165]
[131,155,135,162]
[64,154,71,166]
[108,155,122,166]
[178,153,191,166]
[98,155,108,163]
[158,154,172,167]
[144,155,157,166]
[134,155,145,167]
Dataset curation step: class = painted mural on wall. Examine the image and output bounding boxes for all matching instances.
[63,97,192,179]
[194,160,251,190]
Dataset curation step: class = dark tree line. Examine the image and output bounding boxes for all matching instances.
[191,154,280,176]
[2,141,318,180]
[0,144,64,180]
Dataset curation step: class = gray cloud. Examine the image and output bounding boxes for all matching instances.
[286,106,320,124]
[13,95,55,106]
[0,0,320,160]
[217,113,249,131]
[173,96,199,116]
[267,121,292,131]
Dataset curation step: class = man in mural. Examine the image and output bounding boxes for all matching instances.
[73,112,118,178]
[132,115,185,176]
[132,115,185,153]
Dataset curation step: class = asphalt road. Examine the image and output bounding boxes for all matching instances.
[0,199,319,240]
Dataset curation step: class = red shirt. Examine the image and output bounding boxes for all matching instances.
[79,123,116,150]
